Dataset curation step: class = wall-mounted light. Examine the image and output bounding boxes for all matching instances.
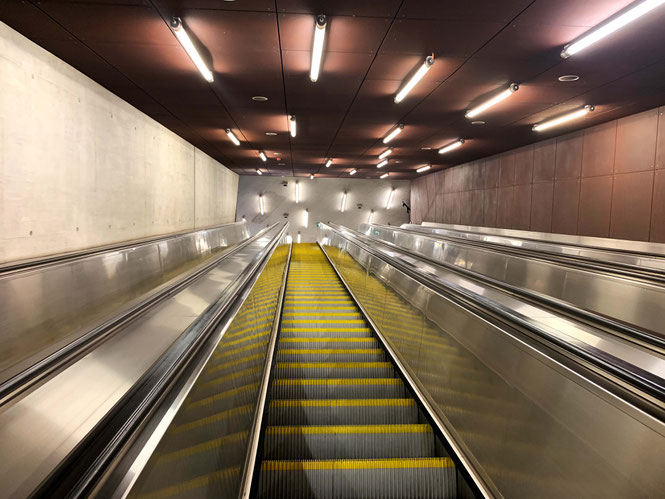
[438,139,465,155]
[326,158,333,167]
[226,128,241,146]
[289,115,297,137]
[310,173,315,180]
[382,124,404,144]
[297,231,302,244]
[350,169,357,176]
[242,215,246,223]
[258,150,267,162]
[303,209,309,228]
[368,210,375,224]
[380,173,389,179]
[386,188,395,209]
[416,165,431,173]
[259,194,265,215]
[295,181,300,203]
[286,234,293,244]
[465,84,519,119]
[170,17,214,82]
[256,168,262,175]
[562,0,665,58]
[310,14,327,82]
[341,191,347,212]
[395,55,434,103]
[378,147,393,160]
[533,105,595,132]
[377,159,388,169]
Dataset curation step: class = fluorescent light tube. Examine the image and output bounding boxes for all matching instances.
[562,0,665,58]
[326,158,333,167]
[377,159,388,169]
[416,165,431,173]
[226,128,240,146]
[395,55,434,103]
[295,181,300,204]
[297,232,301,243]
[341,192,347,212]
[380,173,389,179]
[465,84,519,118]
[304,209,309,228]
[170,17,214,82]
[259,194,264,215]
[378,147,393,160]
[310,174,315,180]
[386,188,395,209]
[290,115,297,137]
[310,15,327,82]
[438,139,465,155]
[368,210,375,224]
[383,124,404,144]
[533,105,595,132]
[259,150,267,162]
[256,169,262,175]
[349,169,357,176]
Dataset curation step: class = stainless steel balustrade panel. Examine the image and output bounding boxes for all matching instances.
[419,222,665,257]
[320,232,665,498]
[0,223,250,384]
[404,224,665,272]
[0,226,279,499]
[362,224,665,337]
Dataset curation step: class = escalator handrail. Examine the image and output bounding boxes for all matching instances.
[322,223,665,408]
[362,224,665,353]
[0,224,272,408]
[32,223,289,498]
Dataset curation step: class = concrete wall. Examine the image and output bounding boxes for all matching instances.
[411,105,665,242]
[236,176,411,242]
[0,21,238,263]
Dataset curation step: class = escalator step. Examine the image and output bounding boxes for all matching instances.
[271,378,405,399]
[279,337,378,349]
[263,424,435,460]
[258,458,456,499]
[267,399,418,425]
[273,361,393,378]
[279,329,373,339]
[276,348,385,362]
[133,465,241,499]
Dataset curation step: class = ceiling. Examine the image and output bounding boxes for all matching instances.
[2,0,665,179]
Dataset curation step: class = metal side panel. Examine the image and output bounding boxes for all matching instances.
[0,223,251,385]
[0,226,280,499]
[319,231,665,499]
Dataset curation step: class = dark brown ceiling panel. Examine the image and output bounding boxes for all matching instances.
[2,0,665,178]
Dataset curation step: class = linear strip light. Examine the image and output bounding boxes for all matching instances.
[377,159,388,169]
[465,84,519,119]
[258,150,267,162]
[368,210,375,224]
[295,181,300,204]
[533,105,595,132]
[395,55,434,103]
[256,169,262,175]
[350,169,357,176]
[290,115,297,138]
[379,147,393,160]
[380,173,389,179]
[386,188,395,209]
[382,124,404,144]
[325,158,333,167]
[170,17,214,82]
[304,209,309,228]
[259,194,265,215]
[341,191,347,212]
[310,15,327,82]
[416,164,431,173]
[226,128,240,146]
[438,139,465,155]
[562,0,665,58]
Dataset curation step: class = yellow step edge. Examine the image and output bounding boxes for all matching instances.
[266,424,432,435]
[185,382,259,410]
[261,457,454,471]
[172,404,253,433]
[134,466,241,499]
[277,348,383,355]
[216,340,268,360]
[196,366,262,391]
[269,398,415,408]
[205,353,263,375]
[280,328,369,333]
[156,431,248,464]
[274,362,389,369]
[281,319,365,324]
[279,337,375,343]
[273,378,402,386]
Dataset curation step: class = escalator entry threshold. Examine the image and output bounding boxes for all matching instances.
[257,243,457,498]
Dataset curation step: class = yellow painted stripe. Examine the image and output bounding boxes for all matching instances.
[269,398,415,408]
[277,348,382,355]
[267,424,432,435]
[281,328,369,333]
[279,337,375,343]
[273,378,402,386]
[205,353,263,374]
[135,466,241,499]
[186,382,259,410]
[217,331,269,350]
[274,362,390,369]
[283,301,353,304]
[172,404,253,433]
[196,366,262,390]
[281,319,365,324]
[156,431,248,463]
[261,457,454,471]
[215,340,267,359]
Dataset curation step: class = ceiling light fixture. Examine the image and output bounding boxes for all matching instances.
[289,115,297,138]
[266,132,278,136]
[378,147,393,160]
[304,209,309,228]
[368,210,375,224]
[395,55,434,103]
[310,14,327,82]
[386,188,395,209]
[438,139,465,155]
[259,194,265,215]
[226,128,240,146]
[341,191,347,212]
[170,17,214,82]
[252,96,268,101]
[383,124,404,144]
[326,158,333,167]
[258,150,267,162]
[558,75,580,82]
[377,159,388,169]
[471,120,485,125]
[416,164,431,173]
[310,174,315,180]
[295,181,300,204]
[533,105,595,132]
[256,168,262,175]
[349,169,357,176]
[465,84,519,118]
[380,173,389,179]
[561,0,665,58]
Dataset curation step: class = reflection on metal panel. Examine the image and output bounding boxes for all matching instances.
[126,245,289,499]
[0,223,250,384]
[320,234,665,498]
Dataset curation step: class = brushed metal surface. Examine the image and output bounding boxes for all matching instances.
[362,224,665,337]
[320,226,665,498]
[0,223,250,385]
[0,224,281,499]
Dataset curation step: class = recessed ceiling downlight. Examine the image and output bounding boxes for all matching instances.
[252,95,269,101]
[558,75,580,82]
